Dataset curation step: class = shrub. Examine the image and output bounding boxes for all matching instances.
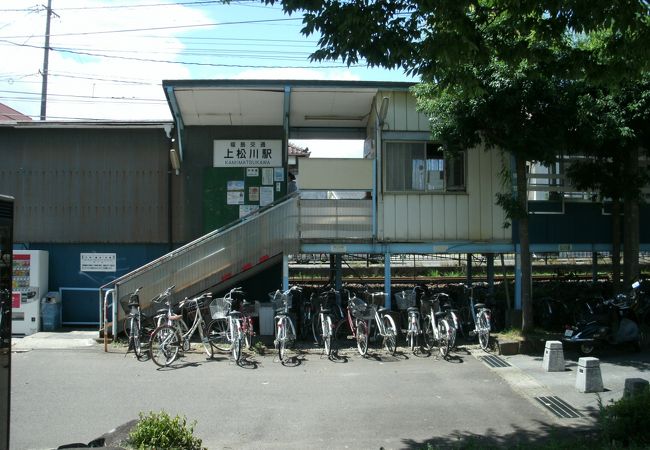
[598,387,650,447]
[127,410,205,450]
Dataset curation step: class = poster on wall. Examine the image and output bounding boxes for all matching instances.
[249,186,260,202]
[274,167,284,182]
[213,140,282,167]
[262,168,273,185]
[239,205,259,218]
[246,168,259,177]
[80,253,116,272]
[260,186,274,206]
[227,180,245,191]
[227,191,245,205]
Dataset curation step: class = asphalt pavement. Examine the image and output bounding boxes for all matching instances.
[8,331,650,450]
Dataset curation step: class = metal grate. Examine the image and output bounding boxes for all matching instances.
[534,396,583,419]
[480,355,511,368]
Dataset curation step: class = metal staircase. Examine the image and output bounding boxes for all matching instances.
[99,196,300,333]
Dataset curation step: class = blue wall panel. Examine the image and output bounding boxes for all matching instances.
[13,243,169,325]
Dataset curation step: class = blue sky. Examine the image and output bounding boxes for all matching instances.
[0,0,415,123]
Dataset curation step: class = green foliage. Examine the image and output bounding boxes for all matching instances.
[127,411,204,450]
[598,387,650,447]
[253,340,267,355]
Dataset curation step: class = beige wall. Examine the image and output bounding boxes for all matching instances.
[298,158,373,190]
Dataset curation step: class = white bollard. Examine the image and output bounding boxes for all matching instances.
[575,357,604,393]
[542,340,565,372]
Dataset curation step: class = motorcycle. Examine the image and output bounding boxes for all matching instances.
[563,281,648,356]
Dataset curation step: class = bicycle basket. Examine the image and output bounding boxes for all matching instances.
[395,291,417,310]
[420,296,436,314]
[349,297,373,320]
[269,290,290,312]
[209,297,229,319]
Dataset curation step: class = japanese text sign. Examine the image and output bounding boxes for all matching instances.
[213,140,282,167]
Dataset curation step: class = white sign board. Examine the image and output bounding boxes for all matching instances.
[213,140,282,167]
[80,253,116,272]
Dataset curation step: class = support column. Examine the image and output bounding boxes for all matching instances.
[384,252,391,309]
[515,249,522,310]
[486,253,495,297]
[282,253,289,291]
[335,254,343,292]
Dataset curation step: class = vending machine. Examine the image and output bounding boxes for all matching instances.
[11,250,48,335]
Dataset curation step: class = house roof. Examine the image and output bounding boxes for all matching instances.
[0,103,32,122]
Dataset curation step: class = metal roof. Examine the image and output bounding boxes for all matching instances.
[0,103,32,122]
[162,79,415,129]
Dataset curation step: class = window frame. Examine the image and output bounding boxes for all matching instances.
[382,140,466,194]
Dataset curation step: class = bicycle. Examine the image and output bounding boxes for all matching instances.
[395,288,420,353]
[270,286,300,361]
[344,292,397,357]
[465,284,491,351]
[420,294,452,358]
[123,286,158,360]
[148,291,214,367]
[310,289,339,357]
[430,292,460,350]
[206,288,247,363]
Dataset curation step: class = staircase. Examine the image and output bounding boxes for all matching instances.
[100,196,300,327]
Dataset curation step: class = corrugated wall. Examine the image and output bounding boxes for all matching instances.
[0,127,171,243]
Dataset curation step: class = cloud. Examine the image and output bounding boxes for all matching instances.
[0,0,209,121]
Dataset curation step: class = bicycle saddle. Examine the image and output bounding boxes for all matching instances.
[228,310,242,317]
[377,307,390,314]
[407,307,419,313]
[474,303,486,310]
[434,311,448,319]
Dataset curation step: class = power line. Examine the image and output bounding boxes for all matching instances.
[0,17,303,39]
[0,39,359,69]
[0,1,255,12]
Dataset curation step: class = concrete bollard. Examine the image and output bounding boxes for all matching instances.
[623,378,649,398]
[575,357,604,393]
[542,340,565,372]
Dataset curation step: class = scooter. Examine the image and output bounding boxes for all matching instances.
[563,281,644,356]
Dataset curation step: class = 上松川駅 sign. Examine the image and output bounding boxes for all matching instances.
[214,140,282,167]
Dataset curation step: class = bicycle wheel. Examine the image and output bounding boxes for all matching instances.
[123,317,132,340]
[177,319,191,352]
[199,322,214,359]
[277,318,287,361]
[312,313,323,346]
[131,317,147,360]
[334,319,353,349]
[207,319,229,352]
[149,325,181,367]
[447,312,459,349]
[478,311,490,351]
[355,319,368,356]
[406,314,417,352]
[286,316,297,349]
[382,314,397,355]
[322,315,332,357]
[232,331,242,363]
[437,319,451,359]
[422,315,434,351]
[243,318,253,349]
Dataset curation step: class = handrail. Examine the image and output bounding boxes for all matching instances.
[99,191,299,293]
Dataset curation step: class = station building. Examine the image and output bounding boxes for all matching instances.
[1,80,648,330]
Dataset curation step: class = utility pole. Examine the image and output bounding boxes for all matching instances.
[40,0,53,120]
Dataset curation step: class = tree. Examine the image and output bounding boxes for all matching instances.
[264,0,650,331]
[415,60,576,331]
[566,76,650,292]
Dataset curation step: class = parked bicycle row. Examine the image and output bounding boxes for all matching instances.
[122,282,493,367]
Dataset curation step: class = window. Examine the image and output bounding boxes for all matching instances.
[385,142,465,192]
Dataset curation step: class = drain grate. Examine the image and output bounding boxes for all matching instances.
[535,396,583,419]
[480,354,511,368]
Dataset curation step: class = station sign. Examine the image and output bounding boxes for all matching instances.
[213,140,282,167]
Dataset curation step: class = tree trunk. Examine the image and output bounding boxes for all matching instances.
[611,197,622,294]
[516,157,533,333]
[623,146,640,287]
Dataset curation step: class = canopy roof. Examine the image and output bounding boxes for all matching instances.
[163,79,414,138]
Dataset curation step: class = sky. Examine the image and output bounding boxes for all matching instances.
[0,0,415,127]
